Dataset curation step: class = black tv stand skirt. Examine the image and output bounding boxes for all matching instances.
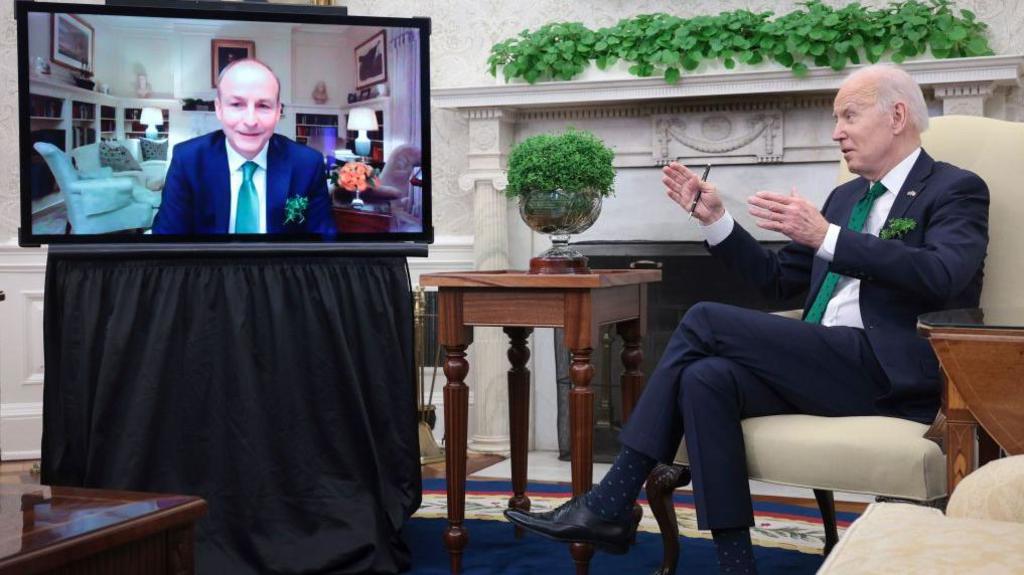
[41,251,421,574]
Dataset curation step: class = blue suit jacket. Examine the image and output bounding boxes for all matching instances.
[709,150,989,420]
[152,131,335,237]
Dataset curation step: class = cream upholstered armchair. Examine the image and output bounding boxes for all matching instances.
[645,115,1024,575]
[369,144,421,209]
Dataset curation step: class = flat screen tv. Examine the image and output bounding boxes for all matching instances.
[17,1,432,246]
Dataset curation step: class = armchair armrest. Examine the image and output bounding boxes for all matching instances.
[111,169,148,188]
[67,177,133,195]
[68,177,134,215]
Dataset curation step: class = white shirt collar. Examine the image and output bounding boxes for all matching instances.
[877,147,922,195]
[224,139,269,174]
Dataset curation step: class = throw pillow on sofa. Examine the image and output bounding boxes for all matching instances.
[99,141,142,172]
[139,138,168,161]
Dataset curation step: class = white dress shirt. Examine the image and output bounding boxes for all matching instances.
[701,147,922,328]
[225,141,269,233]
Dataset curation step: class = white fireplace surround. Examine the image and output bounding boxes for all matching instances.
[427,55,1024,454]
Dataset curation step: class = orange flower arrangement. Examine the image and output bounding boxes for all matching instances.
[333,161,379,192]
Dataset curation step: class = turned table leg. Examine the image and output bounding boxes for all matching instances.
[505,327,533,539]
[618,319,646,539]
[442,343,470,574]
[568,345,595,574]
[438,290,472,574]
[616,319,644,425]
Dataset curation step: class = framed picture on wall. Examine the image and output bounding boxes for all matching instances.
[354,31,387,89]
[211,39,255,87]
[50,14,94,72]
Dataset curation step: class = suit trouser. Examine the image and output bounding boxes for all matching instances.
[618,302,889,530]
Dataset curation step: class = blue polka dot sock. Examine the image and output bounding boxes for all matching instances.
[711,527,758,574]
[583,446,656,521]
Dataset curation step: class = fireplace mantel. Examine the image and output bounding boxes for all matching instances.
[433,55,1024,109]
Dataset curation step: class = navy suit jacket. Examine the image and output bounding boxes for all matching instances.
[709,150,989,420]
[152,131,335,237]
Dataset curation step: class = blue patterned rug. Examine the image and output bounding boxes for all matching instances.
[404,478,860,574]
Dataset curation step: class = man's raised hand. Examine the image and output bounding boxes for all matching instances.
[662,162,724,224]
[747,187,829,248]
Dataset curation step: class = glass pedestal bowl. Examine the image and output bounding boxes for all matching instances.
[518,188,603,274]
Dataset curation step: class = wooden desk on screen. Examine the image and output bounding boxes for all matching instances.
[419,269,661,575]
[333,205,393,233]
[0,484,206,575]
[919,308,1024,493]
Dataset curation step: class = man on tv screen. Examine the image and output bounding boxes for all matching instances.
[152,58,334,236]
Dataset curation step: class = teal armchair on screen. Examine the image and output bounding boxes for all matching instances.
[34,142,156,234]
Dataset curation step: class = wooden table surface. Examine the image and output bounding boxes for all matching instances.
[420,269,663,289]
[0,484,206,575]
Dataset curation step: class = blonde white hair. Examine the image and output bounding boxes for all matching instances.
[843,63,929,133]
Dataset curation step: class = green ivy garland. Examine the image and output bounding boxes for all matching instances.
[487,0,992,84]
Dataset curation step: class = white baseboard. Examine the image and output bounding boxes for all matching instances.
[1,402,43,461]
[2,450,41,461]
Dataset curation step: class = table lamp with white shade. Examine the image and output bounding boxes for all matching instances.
[140,107,164,140]
[347,107,378,157]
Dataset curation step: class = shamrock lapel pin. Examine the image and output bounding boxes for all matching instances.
[880,217,917,240]
[284,196,309,225]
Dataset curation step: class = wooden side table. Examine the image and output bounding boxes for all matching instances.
[0,484,206,575]
[919,308,1024,493]
[419,269,661,575]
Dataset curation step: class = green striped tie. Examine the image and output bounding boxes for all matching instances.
[235,161,259,233]
[804,181,887,325]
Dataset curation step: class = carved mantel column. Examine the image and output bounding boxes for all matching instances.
[933,82,996,117]
[457,107,518,453]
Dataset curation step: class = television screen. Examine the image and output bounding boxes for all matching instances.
[17,1,432,245]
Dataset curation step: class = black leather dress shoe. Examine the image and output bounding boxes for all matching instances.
[504,495,636,554]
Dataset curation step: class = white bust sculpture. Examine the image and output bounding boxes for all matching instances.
[136,74,151,98]
[312,81,328,104]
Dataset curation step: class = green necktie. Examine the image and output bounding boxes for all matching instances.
[235,161,259,233]
[804,181,888,325]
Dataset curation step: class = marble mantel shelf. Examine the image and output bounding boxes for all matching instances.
[433,54,1024,109]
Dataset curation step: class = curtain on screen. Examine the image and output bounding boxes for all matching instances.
[386,29,421,152]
